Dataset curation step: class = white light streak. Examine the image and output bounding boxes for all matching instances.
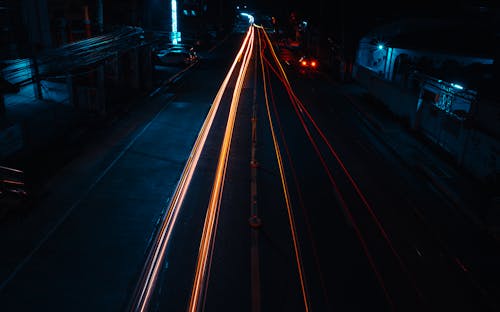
[129,26,254,312]
[188,26,255,312]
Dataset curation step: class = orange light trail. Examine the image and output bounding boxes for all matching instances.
[258,27,400,309]
[188,25,255,312]
[261,40,333,310]
[255,25,311,312]
[259,27,424,308]
[269,27,421,298]
[129,27,254,312]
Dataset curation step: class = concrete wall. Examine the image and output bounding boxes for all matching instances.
[354,65,418,120]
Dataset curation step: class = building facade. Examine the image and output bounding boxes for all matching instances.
[353,15,499,185]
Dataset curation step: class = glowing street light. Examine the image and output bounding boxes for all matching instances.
[240,12,254,24]
[171,0,181,44]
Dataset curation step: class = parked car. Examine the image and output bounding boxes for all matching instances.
[153,44,198,67]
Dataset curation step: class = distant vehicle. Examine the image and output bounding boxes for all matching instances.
[297,55,320,76]
[153,44,199,66]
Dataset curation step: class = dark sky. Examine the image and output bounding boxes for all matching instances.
[244,0,498,56]
[248,0,497,30]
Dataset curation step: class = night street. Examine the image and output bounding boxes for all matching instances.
[1,1,499,312]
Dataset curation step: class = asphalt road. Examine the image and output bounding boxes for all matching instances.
[152,26,500,312]
[260,69,478,311]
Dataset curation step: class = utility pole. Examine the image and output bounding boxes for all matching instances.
[83,5,92,38]
[32,0,43,99]
[31,52,43,100]
[97,0,104,34]
[171,0,180,43]
[340,0,345,50]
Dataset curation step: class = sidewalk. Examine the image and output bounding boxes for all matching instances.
[0,81,82,177]
[0,32,226,217]
[0,65,180,211]
[337,81,500,238]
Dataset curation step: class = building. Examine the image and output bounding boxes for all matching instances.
[353,11,499,185]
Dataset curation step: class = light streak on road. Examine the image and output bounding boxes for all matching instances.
[288,84,424,301]
[260,27,424,303]
[259,36,333,311]
[257,26,398,309]
[256,25,311,312]
[188,25,255,312]
[240,12,255,24]
[129,27,255,312]
[259,26,426,308]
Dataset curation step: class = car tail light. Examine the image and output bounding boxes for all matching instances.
[301,60,307,67]
[311,61,317,67]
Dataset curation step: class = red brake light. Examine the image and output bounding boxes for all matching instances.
[301,60,307,66]
[311,61,317,67]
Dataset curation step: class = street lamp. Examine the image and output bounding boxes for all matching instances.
[171,0,181,44]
